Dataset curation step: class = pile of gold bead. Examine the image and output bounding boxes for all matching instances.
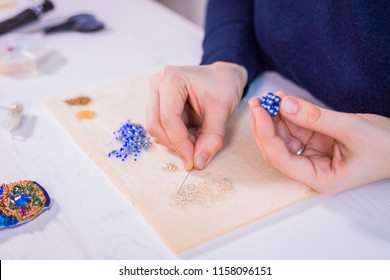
[162,162,178,172]
[75,110,96,120]
[171,177,233,206]
[63,95,96,120]
[64,96,91,106]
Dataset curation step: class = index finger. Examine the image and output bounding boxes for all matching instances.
[159,80,194,171]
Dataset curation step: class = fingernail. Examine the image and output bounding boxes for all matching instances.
[180,156,193,172]
[185,161,193,172]
[248,98,257,109]
[195,152,209,170]
[282,98,299,114]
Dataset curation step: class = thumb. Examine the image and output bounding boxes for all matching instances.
[193,106,229,169]
[281,96,353,140]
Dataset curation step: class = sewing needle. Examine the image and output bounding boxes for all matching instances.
[177,170,191,192]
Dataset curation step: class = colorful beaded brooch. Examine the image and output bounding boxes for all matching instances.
[260,92,281,117]
[0,180,51,228]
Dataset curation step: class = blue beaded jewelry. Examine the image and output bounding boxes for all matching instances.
[260,93,281,117]
[108,121,152,161]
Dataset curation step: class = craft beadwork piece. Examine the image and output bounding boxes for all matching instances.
[0,180,51,228]
[260,93,281,116]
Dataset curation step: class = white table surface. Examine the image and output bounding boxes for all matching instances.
[0,0,389,260]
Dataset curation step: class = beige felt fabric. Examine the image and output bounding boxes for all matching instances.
[46,72,316,253]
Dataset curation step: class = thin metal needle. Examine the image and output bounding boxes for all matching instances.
[177,170,191,192]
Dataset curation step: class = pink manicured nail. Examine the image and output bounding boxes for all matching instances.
[248,97,258,109]
[282,98,299,114]
[195,152,209,170]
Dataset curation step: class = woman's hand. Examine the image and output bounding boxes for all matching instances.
[147,62,248,171]
[249,92,390,195]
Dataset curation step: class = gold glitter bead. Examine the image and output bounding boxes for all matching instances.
[75,110,96,120]
[64,96,91,106]
[171,177,233,206]
[163,162,178,172]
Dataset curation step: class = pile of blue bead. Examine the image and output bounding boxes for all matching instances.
[108,121,152,161]
[260,93,281,117]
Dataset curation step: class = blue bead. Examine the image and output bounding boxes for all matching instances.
[259,92,281,117]
[0,214,19,227]
[13,194,31,207]
[109,121,152,162]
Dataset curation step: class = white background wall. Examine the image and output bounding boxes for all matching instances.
[155,0,207,26]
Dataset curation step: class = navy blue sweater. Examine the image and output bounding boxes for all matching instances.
[201,0,390,117]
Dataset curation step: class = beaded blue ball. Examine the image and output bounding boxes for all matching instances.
[260,93,281,117]
[108,121,152,162]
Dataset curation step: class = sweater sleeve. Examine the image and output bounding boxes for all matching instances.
[200,0,264,84]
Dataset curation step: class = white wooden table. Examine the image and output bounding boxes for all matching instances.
[1,0,389,260]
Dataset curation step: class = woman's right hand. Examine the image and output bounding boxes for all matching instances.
[249,93,390,195]
[147,62,248,171]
